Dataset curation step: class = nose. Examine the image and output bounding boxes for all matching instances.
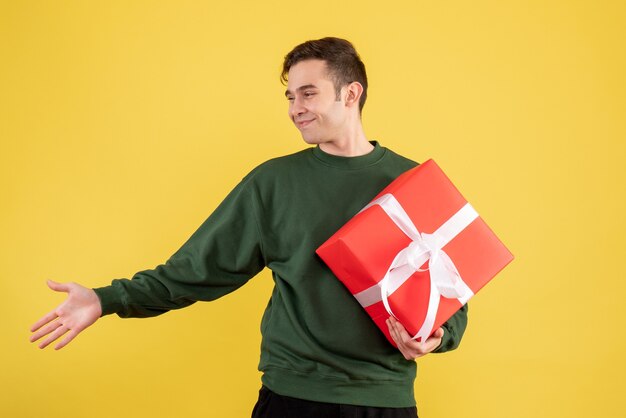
[289,96,306,120]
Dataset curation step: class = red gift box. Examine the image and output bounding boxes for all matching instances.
[316,159,514,347]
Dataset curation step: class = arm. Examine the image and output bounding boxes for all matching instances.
[433,302,468,353]
[94,173,266,318]
[31,172,266,348]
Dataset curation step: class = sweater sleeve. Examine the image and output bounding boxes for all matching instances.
[93,173,266,318]
[432,303,468,353]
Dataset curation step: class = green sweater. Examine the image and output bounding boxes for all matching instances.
[94,141,468,408]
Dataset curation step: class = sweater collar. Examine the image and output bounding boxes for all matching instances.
[311,141,385,169]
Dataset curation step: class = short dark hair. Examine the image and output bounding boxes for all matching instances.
[281,37,368,113]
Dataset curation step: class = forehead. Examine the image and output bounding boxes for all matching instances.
[286,59,334,91]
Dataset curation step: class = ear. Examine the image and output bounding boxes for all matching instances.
[344,81,363,109]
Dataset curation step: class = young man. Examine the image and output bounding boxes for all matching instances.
[30,37,467,418]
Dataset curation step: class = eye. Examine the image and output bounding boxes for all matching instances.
[304,92,315,98]
[286,96,294,102]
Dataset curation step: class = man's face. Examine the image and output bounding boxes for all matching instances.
[285,59,348,144]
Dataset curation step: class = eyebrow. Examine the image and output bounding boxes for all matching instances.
[284,84,318,97]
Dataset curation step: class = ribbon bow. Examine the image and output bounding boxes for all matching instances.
[354,193,477,342]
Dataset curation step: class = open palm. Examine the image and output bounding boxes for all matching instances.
[30,280,102,350]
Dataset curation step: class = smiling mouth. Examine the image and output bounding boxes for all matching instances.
[296,119,315,128]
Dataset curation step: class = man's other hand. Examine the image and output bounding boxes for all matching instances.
[30,280,102,350]
[386,317,444,360]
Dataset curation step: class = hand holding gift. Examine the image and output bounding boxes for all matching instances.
[387,317,444,360]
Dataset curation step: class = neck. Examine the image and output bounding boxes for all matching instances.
[318,122,373,157]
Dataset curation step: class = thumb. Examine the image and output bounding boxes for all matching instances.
[47,279,70,293]
[433,327,445,339]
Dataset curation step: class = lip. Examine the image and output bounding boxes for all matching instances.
[296,119,315,128]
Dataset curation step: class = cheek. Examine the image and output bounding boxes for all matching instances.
[326,107,345,126]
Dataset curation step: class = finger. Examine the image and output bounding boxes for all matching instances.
[432,327,444,339]
[38,325,70,349]
[420,329,445,353]
[387,318,403,345]
[420,338,441,354]
[388,316,402,334]
[423,328,444,346]
[54,329,80,350]
[47,280,70,293]
[388,319,417,360]
[30,319,63,342]
[389,318,430,357]
[30,310,58,332]
[387,319,408,356]
[391,318,414,344]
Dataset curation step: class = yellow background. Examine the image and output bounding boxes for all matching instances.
[2,1,625,417]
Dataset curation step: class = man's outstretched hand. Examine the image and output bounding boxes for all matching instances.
[30,280,102,350]
[386,317,444,360]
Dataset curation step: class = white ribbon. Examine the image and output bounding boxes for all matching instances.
[353,193,477,342]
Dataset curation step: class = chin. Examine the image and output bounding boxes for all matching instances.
[299,133,324,145]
